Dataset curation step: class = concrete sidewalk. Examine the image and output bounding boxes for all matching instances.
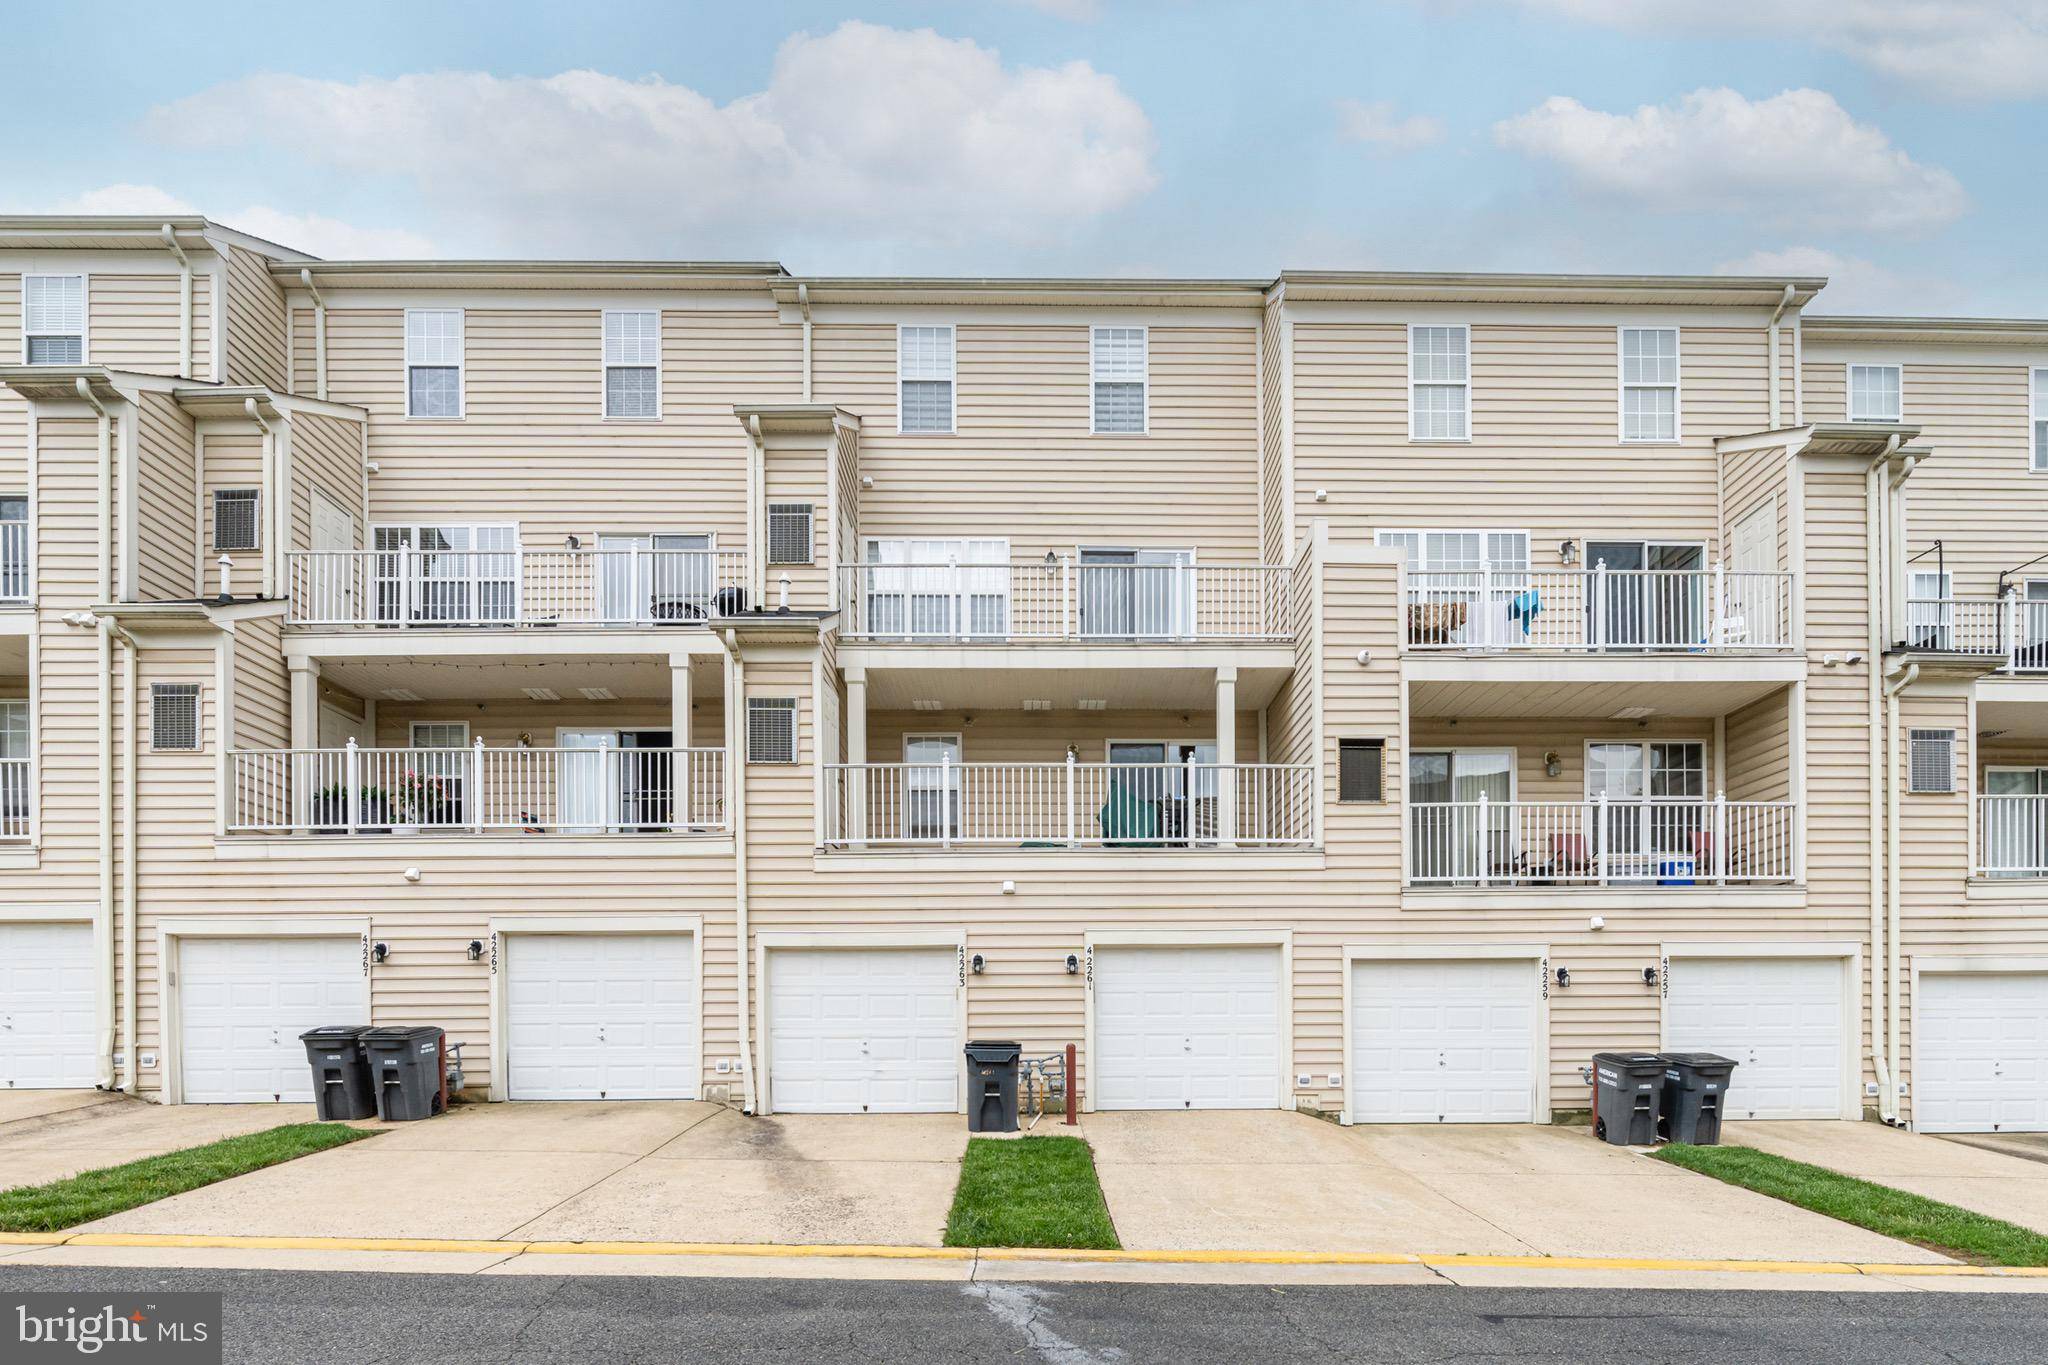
[1728,1120,2048,1237]
[0,1094,324,1190]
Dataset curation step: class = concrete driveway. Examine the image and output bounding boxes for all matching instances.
[1729,1120,2048,1237]
[1087,1112,1951,1263]
[0,1093,318,1191]
[79,1102,968,1248]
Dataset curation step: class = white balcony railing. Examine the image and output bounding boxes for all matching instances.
[285,549,751,628]
[836,561,1293,642]
[0,515,26,603]
[822,758,1316,849]
[228,742,726,835]
[0,758,25,839]
[1979,794,2048,877]
[1407,795,1798,886]
[1906,596,2048,671]
[1404,566,1793,651]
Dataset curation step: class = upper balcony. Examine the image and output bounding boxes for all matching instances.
[1906,596,2048,673]
[285,548,751,630]
[835,558,1293,644]
[1403,566,1795,654]
[1,504,25,606]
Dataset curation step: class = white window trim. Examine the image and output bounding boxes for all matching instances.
[1908,727,1958,795]
[1616,325,1682,444]
[600,309,662,423]
[1407,747,1519,805]
[408,720,471,748]
[767,503,815,567]
[896,323,957,436]
[2031,366,2048,474]
[1846,361,1903,423]
[404,308,466,421]
[1373,528,1533,570]
[1581,739,1708,801]
[22,273,88,366]
[747,696,800,765]
[1407,322,1472,444]
[1089,324,1149,436]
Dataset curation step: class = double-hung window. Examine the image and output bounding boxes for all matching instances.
[372,522,518,624]
[23,275,84,365]
[1409,324,1470,440]
[861,538,1009,639]
[408,721,470,826]
[405,309,464,418]
[1091,326,1147,433]
[898,325,955,433]
[2032,368,2047,473]
[1619,327,1679,442]
[603,310,660,419]
[1848,363,1902,422]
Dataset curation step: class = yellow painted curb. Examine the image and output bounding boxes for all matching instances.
[520,1241,971,1261]
[0,1233,71,1246]
[975,1247,1421,1266]
[1422,1254,1862,1276]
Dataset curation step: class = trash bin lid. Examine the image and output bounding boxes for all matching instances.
[964,1040,1023,1063]
[1658,1051,1737,1070]
[298,1024,372,1044]
[1592,1051,1665,1067]
[360,1025,445,1048]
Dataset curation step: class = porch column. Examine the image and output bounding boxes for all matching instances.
[288,657,320,832]
[670,655,693,748]
[845,668,868,845]
[1216,665,1238,848]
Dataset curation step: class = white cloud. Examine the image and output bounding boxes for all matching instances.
[1334,99,1446,153]
[143,21,1157,256]
[50,184,434,258]
[1716,244,1962,314]
[1497,2,2048,101]
[1493,87,1966,234]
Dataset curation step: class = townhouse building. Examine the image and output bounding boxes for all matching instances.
[1,214,2042,1134]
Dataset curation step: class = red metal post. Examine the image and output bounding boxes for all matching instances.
[1065,1042,1078,1125]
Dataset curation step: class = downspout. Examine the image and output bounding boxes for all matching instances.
[796,284,813,403]
[1767,284,1794,429]
[716,626,758,1114]
[78,378,117,1090]
[1864,433,1903,1121]
[1883,660,1918,1127]
[245,399,278,599]
[112,620,139,1093]
[299,268,328,401]
[161,225,192,378]
[746,413,765,604]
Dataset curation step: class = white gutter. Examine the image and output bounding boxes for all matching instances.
[76,377,117,1090]
[796,283,813,403]
[161,225,192,378]
[1883,659,1918,1127]
[1863,433,1902,1121]
[299,268,328,401]
[716,626,758,1115]
[111,619,139,1093]
[746,413,765,603]
[1767,284,1795,429]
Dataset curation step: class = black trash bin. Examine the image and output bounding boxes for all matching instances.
[361,1026,447,1122]
[1590,1051,1666,1146]
[964,1040,1022,1134]
[1659,1052,1738,1144]
[299,1025,376,1121]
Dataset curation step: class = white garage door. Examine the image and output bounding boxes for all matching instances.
[505,934,697,1101]
[1349,958,1538,1124]
[0,922,97,1089]
[1665,956,1846,1120]
[1093,945,1282,1111]
[179,937,364,1103]
[1916,973,2048,1134]
[768,948,958,1114]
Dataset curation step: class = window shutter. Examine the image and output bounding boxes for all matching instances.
[767,503,814,565]
[213,488,260,551]
[1338,738,1386,802]
[151,684,201,752]
[1909,729,1955,794]
[747,697,798,764]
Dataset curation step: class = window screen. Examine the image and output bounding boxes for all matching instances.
[604,311,659,418]
[1849,364,1901,422]
[898,325,955,433]
[1338,738,1386,802]
[151,683,201,752]
[767,503,814,565]
[405,310,463,417]
[1620,327,1679,441]
[24,275,84,365]
[1909,728,1955,794]
[1092,326,1146,433]
[213,488,260,551]
[1410,325,1469,440]
[747,697,798,764]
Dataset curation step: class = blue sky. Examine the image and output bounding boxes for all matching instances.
[11,1,2047,313]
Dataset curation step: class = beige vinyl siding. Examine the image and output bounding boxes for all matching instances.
[88,273,209,377]
[135,392,197,601]
[763,440,828,606]
[1407,718,1718,800]
[1720,442,1790,571]
[202,433,267,588]
[832,422,860,605]
[1890,688,1977,1123]
[231,615,290,752]
[223,246,289,390]
[290,412,367,553]
[1259,295,1287,562]
[817,322,1262,562]
[0,277,22,493]
[1265,534,1322,768]
[1293,322,1771,557]
[1724,691,1792,802]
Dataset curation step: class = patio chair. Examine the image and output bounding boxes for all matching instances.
[1098,781,1159,848]
[1545,832,1593,882]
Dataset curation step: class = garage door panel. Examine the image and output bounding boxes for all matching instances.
[769,948,959,1114]
[179,937,364,1104]
[1917,973,2048,1134]
[1093,946,1282,1112]
[1,923,102,1089]
[1350,959,1538,1125]
[1664,957,1845,1121]
[505,933,697,1101]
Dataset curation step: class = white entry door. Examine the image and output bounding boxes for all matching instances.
[1092,945,1282,1110]
[1349,958,1539,1123]
[767,948,959,1113]
[1664,956,1847,1119]
[0,922,97,1089]
[1915,973,2048,1133]
[178,937,364,1103]
[504,933,698,1100]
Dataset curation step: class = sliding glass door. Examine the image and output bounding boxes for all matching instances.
[1986,767,2048,878]
[1408,749,1514,880]
[1585,541,1703,648]
[1078,548,1195,639]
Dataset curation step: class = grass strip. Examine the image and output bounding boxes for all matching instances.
[0,1123,374,1233]
[1653,1142,2048,1267]
[945,1135,1121,1250]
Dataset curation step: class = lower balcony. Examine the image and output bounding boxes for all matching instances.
[1407,796,1799,887]
[228,743,727,836]
[821,759,1316,851]
[1,756,23,842]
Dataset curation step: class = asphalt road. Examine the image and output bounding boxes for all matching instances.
[3,1264,2045,1363]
